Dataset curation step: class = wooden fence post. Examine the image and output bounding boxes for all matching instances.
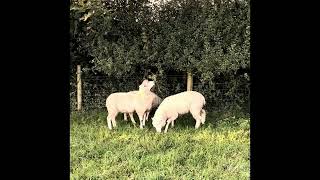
[77,65,82,111]
[187,71,193,91]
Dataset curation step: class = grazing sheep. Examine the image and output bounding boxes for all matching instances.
[152,91,206,133]
[105,80,155,130]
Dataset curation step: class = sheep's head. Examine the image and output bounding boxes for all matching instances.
[152,116,165,133]
[140,80,149,87]
[139,80,155,95]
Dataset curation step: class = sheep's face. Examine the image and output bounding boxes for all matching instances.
[155,126,162,133]
[139,80,155,91]
[152,117,166,133]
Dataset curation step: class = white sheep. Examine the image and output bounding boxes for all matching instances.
[123,91,162,126]
[105,80,155,129]
[145,93,162,123]
[151,91,206,133]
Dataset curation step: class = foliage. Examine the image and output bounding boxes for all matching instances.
[70,0,250,111]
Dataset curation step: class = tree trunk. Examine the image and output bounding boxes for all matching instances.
[77,65,82,111]
[187,71,193,91]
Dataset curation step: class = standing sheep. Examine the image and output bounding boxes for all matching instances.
[105,80,155,130]
[123,91,162,126]
[144,94,162,123]
[133,82,157,128]
[152,91,206,133]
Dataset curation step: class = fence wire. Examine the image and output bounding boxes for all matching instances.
[70,73,250,113]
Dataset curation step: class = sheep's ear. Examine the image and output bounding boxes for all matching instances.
[140,79,149,87]
[146,81,155,90]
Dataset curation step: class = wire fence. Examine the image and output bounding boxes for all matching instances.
[70,72,250,113]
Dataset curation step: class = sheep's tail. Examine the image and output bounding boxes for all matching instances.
[200,109,206,124]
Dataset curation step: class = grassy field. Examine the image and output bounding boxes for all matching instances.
[70,110,250,180]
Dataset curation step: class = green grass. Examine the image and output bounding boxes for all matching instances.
[70,110,250,180]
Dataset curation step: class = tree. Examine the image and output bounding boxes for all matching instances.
[70,0,250,111]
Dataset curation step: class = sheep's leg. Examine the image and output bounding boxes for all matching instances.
[164,114,178,133]
[111,112,118,128]
[107,111,117,130]
[191,109,202,129]
[112,118,117,128]
[124,113,128,121]
[128,112,136,125]
[142,113,146,126]
[194,115,202,129]
[138,112,144,129]
[107,115,112,130]
[200,109,206,124]
[145,111,150,122]
[195,120,201,129]
[191,112,201,129]
[164,121,171,133]
[171,120,174,127]
[143,111,150,126]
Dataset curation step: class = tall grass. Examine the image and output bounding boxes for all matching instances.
[71,110,250,179]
